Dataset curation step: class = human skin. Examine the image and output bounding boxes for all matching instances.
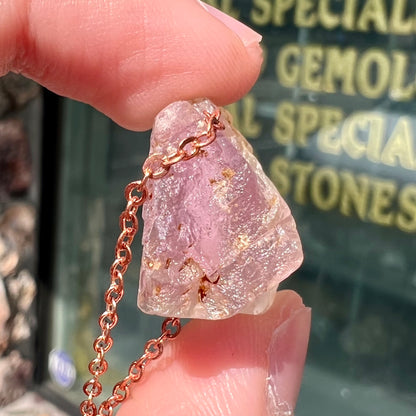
[0,1,311,414]
[119,290,310,416]
[1,0,262,130]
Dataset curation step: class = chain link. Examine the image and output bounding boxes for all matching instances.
[80,108,224,415]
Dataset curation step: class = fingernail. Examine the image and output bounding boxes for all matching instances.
[198,2,262,48]
[266,307,311,415]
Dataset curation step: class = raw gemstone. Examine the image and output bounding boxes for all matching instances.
[138,99,303,319]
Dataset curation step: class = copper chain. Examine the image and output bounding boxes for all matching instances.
[80,108,225,416]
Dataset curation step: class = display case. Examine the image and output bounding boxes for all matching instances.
[38,1,416,415]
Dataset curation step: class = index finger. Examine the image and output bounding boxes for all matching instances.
[1,0,262,130]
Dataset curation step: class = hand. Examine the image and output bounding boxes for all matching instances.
[1,0,262,130]
[0,1,310,414]
[118,290,310,416]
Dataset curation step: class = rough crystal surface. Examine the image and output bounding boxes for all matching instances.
[138,99,303,319]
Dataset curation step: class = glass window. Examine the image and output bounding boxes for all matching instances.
[44,1,416,415]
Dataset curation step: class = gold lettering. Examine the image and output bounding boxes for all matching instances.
[318,0,340,30]
[366,113,385,163]
[274,0,295,26]
[356,49,390,99]
[323,47,357,95]
[278,46,416,102]
[380,117,415,170]
[241,95,262,138]
[295,0,317,27]
[317,107,344,155]
[273,101,295,145]
[397,184,416,233]
[291,161,315,204]
[310,166,340,211]
[204,0,240,18]
[390,52,415,101]
[342,0,358,30]
[249,0,416,35]
[390,0,412,35]
[340,171,370,220]
[225,102,240,131]
[226,95,261,139]
[269,156,290,195]
[296,104,319,146]
[356,0,388,33]
[301,45,323,91]
[276,44,301,87]
[250,0,272,26]
[269,156,416,233]
[368,178,396,226]
[341,113,367,159]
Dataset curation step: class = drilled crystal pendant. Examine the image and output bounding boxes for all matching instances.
[138,99,303,319]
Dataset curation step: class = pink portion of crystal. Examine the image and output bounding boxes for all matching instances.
[138,99,303,319]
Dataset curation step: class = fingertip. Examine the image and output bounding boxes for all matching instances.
[199,2,262,48]
[267,304,311,415]
[7,0,263,131]
[106,0,264,131]
[119,291,309,415]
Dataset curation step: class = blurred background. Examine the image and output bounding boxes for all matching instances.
[0,0,415,415]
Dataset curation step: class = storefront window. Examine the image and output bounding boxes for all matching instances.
[44,1,416,414]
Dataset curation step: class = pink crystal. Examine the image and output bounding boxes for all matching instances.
[138,99,303,319]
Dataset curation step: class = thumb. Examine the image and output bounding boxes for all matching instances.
[118,290,311,416]
[1,0,262,130]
